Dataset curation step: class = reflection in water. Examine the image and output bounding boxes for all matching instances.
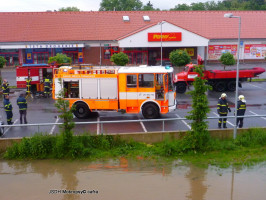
[0,159,265,200]
[185,165,207,200]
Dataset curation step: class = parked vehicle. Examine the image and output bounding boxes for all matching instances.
[53,65,176,119]
[174,64,265,93]
[16,63,57,94]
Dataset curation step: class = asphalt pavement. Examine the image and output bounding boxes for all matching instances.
[1,62,266,138]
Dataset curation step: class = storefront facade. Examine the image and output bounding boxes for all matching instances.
[0,43,85,66]
[0,11,265,67]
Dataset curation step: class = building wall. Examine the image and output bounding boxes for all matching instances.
[84,47,113,66]
[118,22,209,48]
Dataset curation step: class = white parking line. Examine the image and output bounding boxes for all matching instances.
[139,117,147,132]
[247,83,266,91]
[212,112,235,127]
[249,111,266,120]
[2,119,18,136]
[49,116,59,135]
[175,114,191,130]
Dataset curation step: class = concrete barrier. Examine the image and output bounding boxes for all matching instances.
[0,128,257,153]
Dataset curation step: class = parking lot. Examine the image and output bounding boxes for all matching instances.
[1,79,266,138]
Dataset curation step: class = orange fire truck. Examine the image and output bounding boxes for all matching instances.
[53,65,176,119]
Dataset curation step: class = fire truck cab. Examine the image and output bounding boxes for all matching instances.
[53,65,176,119]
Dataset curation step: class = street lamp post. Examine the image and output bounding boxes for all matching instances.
[158,21,165,66]
[224,13,241,139]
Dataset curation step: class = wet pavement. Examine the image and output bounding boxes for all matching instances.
[1,63,266,137]
[0,159,265,200]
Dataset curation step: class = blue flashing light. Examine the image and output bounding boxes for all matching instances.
[165,65,170,69]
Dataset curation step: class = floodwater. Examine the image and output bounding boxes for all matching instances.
[0,159,265,200]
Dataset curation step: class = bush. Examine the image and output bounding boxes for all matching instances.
[48,53,72,66]
[219,52,236,70]
[0,56,7,68]
[110,52,129,66]
[169,50,191,67]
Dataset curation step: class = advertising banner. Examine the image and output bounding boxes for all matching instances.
[208,45,237,60]
[148,32,182,42]
[244,44,266,59]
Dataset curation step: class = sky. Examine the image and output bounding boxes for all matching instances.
[0,0,219,12]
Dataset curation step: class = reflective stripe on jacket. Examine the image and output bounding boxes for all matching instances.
[237,100,246,116]
[44,79,51,88]
[2,82,9,94]
[4,99,12,112]
[217,98,230,115]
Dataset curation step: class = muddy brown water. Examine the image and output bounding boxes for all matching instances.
[0,159,265,200]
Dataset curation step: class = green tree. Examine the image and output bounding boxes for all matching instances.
[170,3,191,10]
[48,53,72,66]
[142,1,158,10]
[58,7,80,11]
[111,52,129,66]
[169,50,191,67]
[219,52,236,70]
[205,1,221,10]
[99,0,143,11]
[191,2,206,10]
[54,79,75,157]
[185,65,211,151]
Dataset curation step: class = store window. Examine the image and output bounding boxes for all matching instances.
[63,48,82,64]
[124,50,148,65]
[33,52,49,64]
[104,45,119,59]
[0,49,19,66]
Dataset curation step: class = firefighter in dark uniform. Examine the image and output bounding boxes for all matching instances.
[236,95,246,128]
[26,77,32,98]
[3,94,13,125]
[17,92,28,124]
[2,79,10,95]
[217,93,231,128]
[44,78,51,98]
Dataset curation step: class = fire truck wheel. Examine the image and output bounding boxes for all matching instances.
[227,81,236,91]
[73,102,90,119]
[142,103,159,119]
[175,82,187,94]
[214,81,226,92]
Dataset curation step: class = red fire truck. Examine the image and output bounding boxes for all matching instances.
[174,64,265,93]
[16,63,57,93]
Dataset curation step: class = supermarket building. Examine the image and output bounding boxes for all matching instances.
[0,11,265,67]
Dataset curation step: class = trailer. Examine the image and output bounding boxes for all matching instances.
[53,65,176,119]
[16,63,57,93]
[174,64,265,93]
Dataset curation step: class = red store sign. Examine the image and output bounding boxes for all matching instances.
[148,32,182,42]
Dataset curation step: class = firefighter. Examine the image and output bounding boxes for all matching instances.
[217,93,231,128]
[3,94,13,125]
[17,92,28,124]
[236,95,246,128]
[26,77,32,98]
[2,79,9,95]
[44,78,51,98]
